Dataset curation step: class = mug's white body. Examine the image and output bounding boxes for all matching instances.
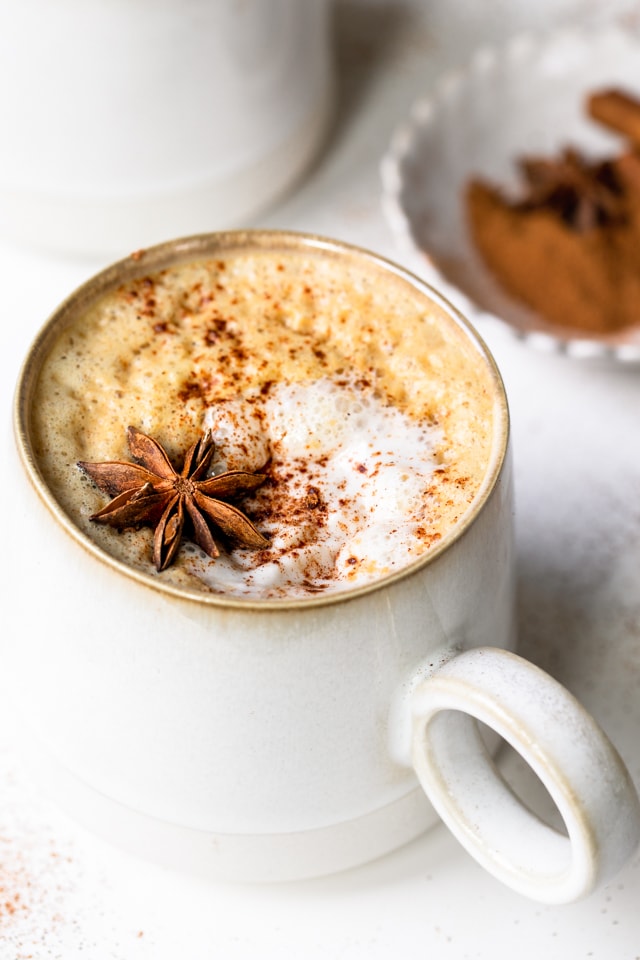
[11,232,638,899]
[0,1,332,257]
[8,440,515,881]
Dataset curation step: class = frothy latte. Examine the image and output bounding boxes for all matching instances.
[28,235,498,599]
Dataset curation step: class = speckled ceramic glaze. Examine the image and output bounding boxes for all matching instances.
[11,232,640,903]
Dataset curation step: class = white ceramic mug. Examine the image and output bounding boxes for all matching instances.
[0,1,332,257]
[11,231,640,904]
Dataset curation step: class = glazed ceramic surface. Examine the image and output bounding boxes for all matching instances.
[10,232,640,903]
[0,1,332,257]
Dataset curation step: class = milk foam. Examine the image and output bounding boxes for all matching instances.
[194,377,445,598]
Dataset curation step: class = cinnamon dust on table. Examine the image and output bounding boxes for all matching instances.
[0,831,62,955]
[465,88,640,335]
[0,752,138,957]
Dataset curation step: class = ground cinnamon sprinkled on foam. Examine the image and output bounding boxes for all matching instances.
[32,246,496,598]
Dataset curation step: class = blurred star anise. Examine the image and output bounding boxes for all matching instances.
[78,426,268,571]
[517,148,625,232]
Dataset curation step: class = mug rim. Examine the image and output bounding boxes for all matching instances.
[13,228,510,611]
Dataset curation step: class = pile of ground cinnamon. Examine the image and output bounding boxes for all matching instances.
[466,89,640,335]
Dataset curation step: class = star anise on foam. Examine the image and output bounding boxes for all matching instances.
[517,148,625,231]
[78,427,268,571]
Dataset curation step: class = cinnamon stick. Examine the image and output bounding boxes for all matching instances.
[588,89,640,145]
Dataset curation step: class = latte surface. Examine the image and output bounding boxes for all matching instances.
[30,241,499,598]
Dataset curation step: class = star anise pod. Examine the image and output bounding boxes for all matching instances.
[517,148,625,231]
[78,426,268,571]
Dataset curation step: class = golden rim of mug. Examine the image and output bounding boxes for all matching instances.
[13,229,510,611]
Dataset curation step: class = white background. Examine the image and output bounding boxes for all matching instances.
[3,2,640,957]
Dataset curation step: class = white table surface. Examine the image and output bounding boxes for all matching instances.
[3,2,640,957]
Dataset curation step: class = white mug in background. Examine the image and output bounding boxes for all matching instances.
[0,2,332,257]
[10,231,640,904]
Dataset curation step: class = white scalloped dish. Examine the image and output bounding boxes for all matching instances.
[381,26,640,363]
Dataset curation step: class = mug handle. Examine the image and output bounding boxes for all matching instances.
[405,647,640,903]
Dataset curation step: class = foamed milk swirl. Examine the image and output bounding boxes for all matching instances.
[198,377,444,595]
[31,244,496,599]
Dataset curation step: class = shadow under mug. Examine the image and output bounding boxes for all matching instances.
[11,231,640,904]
